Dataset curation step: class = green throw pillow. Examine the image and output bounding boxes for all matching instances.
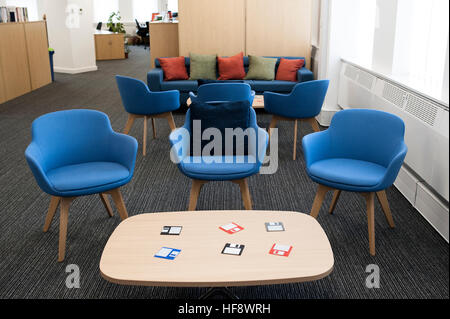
[244,56,277,80]
[189,53,217,80]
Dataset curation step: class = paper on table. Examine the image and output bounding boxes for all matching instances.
[273,244,291,252]
[223,247,241,255]
[221,223,236,230]
[156,248,172,257]
[169,226,182,234]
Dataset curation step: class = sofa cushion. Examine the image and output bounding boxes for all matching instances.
[250,80,297,93]
[158,56,189,81]
[218,52,246,80]
[245,56,278,81]
[276,58,305,82]
[161,80,198,92]
[190,100,251,156]
[189,53,217,80]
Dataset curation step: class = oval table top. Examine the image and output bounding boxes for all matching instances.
[100,210,334,287]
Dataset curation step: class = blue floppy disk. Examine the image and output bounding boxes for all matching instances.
[154,247,181,260]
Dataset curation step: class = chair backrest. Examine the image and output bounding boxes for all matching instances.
[29,109,113,171]
[116,75,152,115]
[290,80,330,118]
[96,22,102,30]
[328,109,406,167]
[196,83,252,103]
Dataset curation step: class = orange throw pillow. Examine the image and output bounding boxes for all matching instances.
[275,58,305,82]
[158,56,189,81]
[217,52,246,80]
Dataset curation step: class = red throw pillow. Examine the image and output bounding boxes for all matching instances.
[217,52,246,80]
[275,58,305,82]
[158,56,189,81]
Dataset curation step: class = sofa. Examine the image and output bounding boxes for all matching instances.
[147,56,314,105]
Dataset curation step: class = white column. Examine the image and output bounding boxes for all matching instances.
[442,42,449,103]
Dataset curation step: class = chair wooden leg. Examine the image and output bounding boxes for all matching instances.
[143,116,148,156]
[123,114,136,134]
[268,116,278,140]
[310,185,331,219]
[235,179,252,210]
[329,190,342,214]
[109,188,129,221]
[166,112,176,131]
[376,190,395,228]
[151,118,157,139]
[43,196,60,232]
[99,193,114,217]
[58,197,74,262]
[293,119,298,160]
[189,179,206,211]
[364,192,376,256]
[308,118,321,132]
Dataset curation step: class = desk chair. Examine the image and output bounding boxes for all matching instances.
[302,109,408,256]
[264,80,329,160]
[135,19,149,49]
[25,109,138,262]
[189,83,255,106]
[116,75,180,156]
[96,22,102,30]
[169,100,268,210]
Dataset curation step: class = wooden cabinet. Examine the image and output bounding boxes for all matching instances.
[94,31,125,61]
[0,23,32,103]
[0,21,51,105]
[150,22,179,68]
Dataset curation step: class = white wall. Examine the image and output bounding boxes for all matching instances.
[38,0,97,74]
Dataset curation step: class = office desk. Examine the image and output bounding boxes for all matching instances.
[94,30,125,61]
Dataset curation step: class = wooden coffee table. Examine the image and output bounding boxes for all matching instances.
[100,210,334,298]
[186,95,265,109]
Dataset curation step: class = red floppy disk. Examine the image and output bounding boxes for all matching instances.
[219,222,244,234]
[269,244,293,257]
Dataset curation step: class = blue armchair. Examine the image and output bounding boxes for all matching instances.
[264,80,329,160]
[25,109,138,262]
[189,83,255,106]
[302,109,408,256]
[116,75,180,156]
[169,104,268,210]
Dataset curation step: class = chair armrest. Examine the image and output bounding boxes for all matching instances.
[148,90,180,113]
[107,133,138,174]
[249,126,269,165]
[147,68,164,91]
[263,91,291,115]
[25,143,54,195]
[302,131,332,167]
[189,92,198,104]
[297,67,314,83]
[378,143,408,190]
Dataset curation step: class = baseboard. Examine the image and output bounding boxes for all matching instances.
[316,105,341,127]
[394,166,449,242]
[54,66,98,74]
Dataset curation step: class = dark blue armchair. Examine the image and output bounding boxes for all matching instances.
[169,103,268,210]
[189,83,255,106]
[116,75,180,156]
[302,109,408,256]
[264,80,329,160]
[25,109,138,262]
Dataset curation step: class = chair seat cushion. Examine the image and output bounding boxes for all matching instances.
[180,156,259,180]
[250,80,297,93]
[47,162,130,192]
[161,80,198,92]
[308,158,386,187]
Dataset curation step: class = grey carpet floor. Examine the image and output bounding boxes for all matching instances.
[0,46,448,299]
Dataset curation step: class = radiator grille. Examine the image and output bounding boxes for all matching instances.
[382,82,406,109]
[357,70,376,90]
[405,94,438,126]
[344,64,359,81]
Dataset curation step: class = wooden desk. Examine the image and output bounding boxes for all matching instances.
[150,22,179,68]
[94,30,125,61]
[100,210,334,288]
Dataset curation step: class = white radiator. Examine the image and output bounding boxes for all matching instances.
[338,60,449,241]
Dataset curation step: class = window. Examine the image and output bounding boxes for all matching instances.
[168,0,178,13]
[5,0,38,21]
[133,0,158,22]
[93,0,119,23]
